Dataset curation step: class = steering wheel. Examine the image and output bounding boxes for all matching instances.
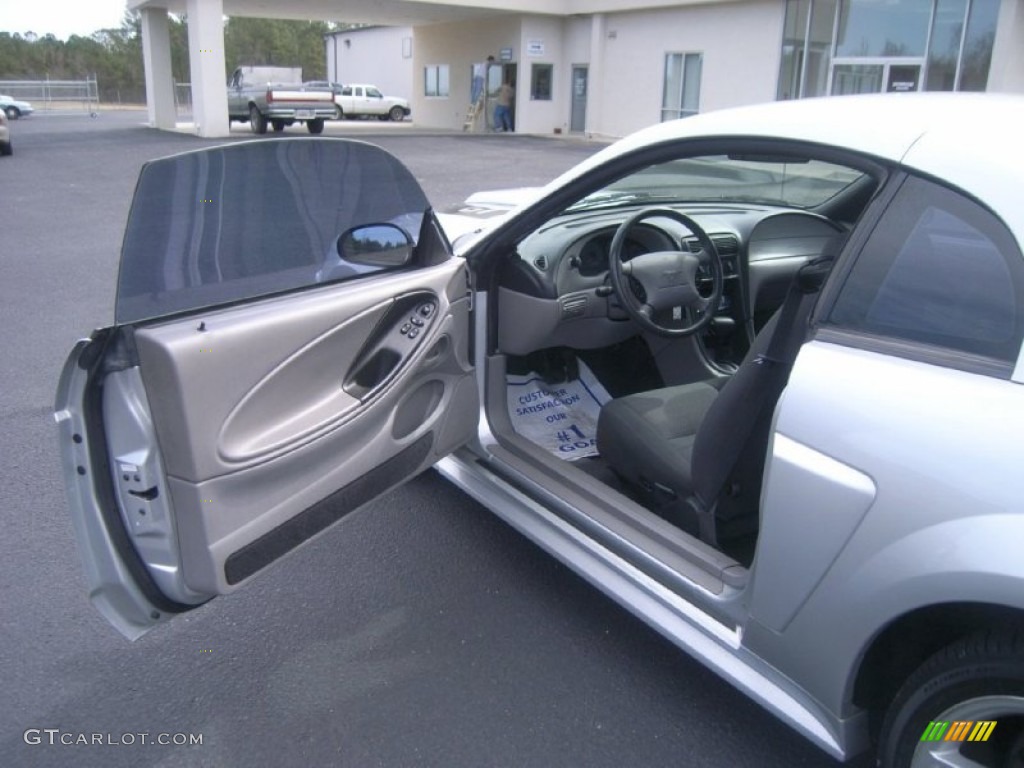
[607,207,724,337]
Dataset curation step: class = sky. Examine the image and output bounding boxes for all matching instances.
[0,0,132,41]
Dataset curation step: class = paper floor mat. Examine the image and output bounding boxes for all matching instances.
[506,360,611,461]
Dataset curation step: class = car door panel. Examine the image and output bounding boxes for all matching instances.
[56,139,481,639]
[114,260,474,597]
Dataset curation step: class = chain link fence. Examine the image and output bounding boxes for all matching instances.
[0,77,100,115]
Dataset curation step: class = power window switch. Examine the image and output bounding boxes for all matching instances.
[400,323,412,335]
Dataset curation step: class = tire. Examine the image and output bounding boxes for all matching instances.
[271,119,285,132]
[878,629,1024,768]
[389,106,405,122]
[5,106,19,120]
[334,107,344,121]
[306,118,325,135]
[249,105,267,135]
[0,140,11,156]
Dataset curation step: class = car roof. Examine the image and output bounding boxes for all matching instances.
[550,93,1024,242]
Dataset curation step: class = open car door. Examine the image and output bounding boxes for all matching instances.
[55,140,479,639]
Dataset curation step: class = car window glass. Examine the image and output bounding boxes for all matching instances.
[341,86,352,96]
[829,174,1024,366]
[116,140,429,324]
[567,155,865,211]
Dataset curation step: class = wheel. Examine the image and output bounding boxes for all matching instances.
[249,105,267,135]
[306,118,325,135]
[4,106,19,120]
[334,107,344,120]
[0,140,11,156]
[271,119,285,132]
[878,629,1024,768]
[606,207,724,338]
[389,105,405,122]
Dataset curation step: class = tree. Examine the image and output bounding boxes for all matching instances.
[0,14,342,103]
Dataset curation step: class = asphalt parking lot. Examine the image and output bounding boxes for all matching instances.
[0,110,870,768]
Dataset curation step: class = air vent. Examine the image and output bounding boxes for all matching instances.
[685,235,739,257]
[533,255,548,270]
[560,294,587,318]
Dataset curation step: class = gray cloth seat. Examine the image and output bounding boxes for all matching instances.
[596,256,835,546]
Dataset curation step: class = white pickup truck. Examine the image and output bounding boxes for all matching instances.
[306,82,411,122]
[229,66,337,135]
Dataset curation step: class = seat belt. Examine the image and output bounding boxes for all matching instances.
[756,257,833,369]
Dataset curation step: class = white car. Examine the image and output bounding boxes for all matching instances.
[56,94,1024,768]
[0,94,34,119]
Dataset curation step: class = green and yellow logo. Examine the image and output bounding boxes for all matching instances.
[921,721,997,742]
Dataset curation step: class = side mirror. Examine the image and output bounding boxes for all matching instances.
[338,223,414,267]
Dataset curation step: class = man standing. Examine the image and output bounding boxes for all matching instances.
[494,80,514,132]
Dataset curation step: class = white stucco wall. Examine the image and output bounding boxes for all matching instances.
[412,17,523,129]
[517,16,568,135]
[326,26,414,100]
[405,0,783,136]
[989,0,1024,94]
[596,0,783,138]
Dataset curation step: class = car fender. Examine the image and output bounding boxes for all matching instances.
[745,512,1024,721]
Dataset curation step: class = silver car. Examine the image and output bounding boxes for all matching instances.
[56,93,1024,768]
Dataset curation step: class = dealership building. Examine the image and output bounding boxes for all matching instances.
[133,0,1024,139]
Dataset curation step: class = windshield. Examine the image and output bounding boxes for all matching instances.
[567,155,865,212]
[116,139,428,324]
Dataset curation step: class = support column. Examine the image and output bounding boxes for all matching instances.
[186,0,230,137]
[587,14,606,138]
[140,8,176,130]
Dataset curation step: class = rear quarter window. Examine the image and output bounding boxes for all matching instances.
[828,174,1024,371]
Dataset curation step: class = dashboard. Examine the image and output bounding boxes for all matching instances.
[496,204,843,357]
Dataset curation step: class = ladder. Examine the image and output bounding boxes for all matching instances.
[463,96,484,131]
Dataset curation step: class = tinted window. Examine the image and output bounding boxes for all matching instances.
[829,175,1024,365]
[117,140,429,324]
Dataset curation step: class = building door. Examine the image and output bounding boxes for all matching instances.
[570,66,588,133]
[485,62,517,131]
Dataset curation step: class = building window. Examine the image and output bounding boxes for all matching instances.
[778,0,838,99]
[531,64,553,100]
[958,0,999,90]
[661,53,702,121]
[424,65,450,98]
[778,0,998,97]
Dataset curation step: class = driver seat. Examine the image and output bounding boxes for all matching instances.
[596,256,835,548]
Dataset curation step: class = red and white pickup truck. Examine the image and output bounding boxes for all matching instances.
[228,66,337,135]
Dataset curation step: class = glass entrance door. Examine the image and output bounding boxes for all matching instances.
[831,60,922,95]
